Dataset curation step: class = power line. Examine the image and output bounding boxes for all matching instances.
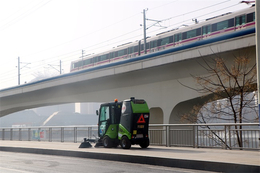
[0,0,52,30]
[163,0,231,22]
[149,0,179,11]
[18,0,178,59]
[0,0,35,24]
[2,1,245,70]
[25,28,142,66]
[145,2,242,37]
[0,1,248,87]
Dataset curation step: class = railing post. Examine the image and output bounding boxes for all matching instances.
[228,125,231,149]
[19,128,21,141]
[61,127,64,142]
[193,125,196,148]
[2,129,5,140]
[49,128,52,142]
[196,125,199,148]
[166,125,170,147]
[88,127,92,139]
[28,128,31,141]
[74,127,77,143]
[38,128,41,141]
[10,128,13,141]
[90,127,92,138]
[224,125,227,150]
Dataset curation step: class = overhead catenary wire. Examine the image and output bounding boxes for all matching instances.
[0,0,35,24]
[23,0,235,66]
[162,0,231,22]
[1,1,242,67]
[8,0,230,63]
[0,0,53,30]
[0,1,248,87]
[145,2,242,39]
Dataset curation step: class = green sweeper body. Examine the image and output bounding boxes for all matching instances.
[79,97,150,149]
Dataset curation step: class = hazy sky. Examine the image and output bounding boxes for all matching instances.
[0,0,251,89]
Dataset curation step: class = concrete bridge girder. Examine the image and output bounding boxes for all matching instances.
[0,35,256,124]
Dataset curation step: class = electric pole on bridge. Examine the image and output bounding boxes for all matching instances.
[17,57,31,85]
[143,9,148,54]
[142,9,167,55]
[48,60,62,74]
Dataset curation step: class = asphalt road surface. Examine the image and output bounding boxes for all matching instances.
[0,151,218,173]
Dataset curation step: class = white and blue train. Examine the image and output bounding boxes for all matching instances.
[70,7,255,72]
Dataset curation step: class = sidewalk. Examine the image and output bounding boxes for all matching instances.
[0,140,259,172]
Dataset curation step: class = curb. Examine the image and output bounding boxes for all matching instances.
[0,146,259,173]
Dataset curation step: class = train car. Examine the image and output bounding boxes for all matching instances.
[70,7,255,72]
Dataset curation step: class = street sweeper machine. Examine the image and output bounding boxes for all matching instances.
[79,97,150,149]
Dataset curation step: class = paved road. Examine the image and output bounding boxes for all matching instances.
[0,151,217,173]
[0,141,259,172]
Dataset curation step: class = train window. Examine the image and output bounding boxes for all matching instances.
[145,42,150,49]
[235,15,246,26]
[161,37,168,45]
[73,62,77,68]
[157,39,162,47]
[182,32,187,40]
[78,61,83,67]
[196,28,201,36]
[114,51,118,57]
[140,43,150,50]
[128,47,134,54]
[134,45,138,52]
[228,18,234,27]
[187,30,195,38]
[100,54,106,61]
[150,40,157,49]
[187,29,197,38]
[75,62,79,68]
[161,36,173,45]
[246,12,255,23]
[118,49,127,56]
[140,44,144,51]
[94,56,100,62]
[120,49,124,56]
[80,60,84,66]
[202,25,211,35]
[109,52,113,59]
[183,28,201,39]
[174,33,182,42]
[85,59,92,65]
[212,18,234,32]
[169,36,173,43]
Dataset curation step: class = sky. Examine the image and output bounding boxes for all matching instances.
[0,0,252,89]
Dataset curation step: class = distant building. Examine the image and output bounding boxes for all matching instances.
[80,103,101,114]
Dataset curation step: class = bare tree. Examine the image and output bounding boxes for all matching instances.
[180,49,258,149]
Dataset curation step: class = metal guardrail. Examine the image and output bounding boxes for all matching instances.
[0,123,259,150]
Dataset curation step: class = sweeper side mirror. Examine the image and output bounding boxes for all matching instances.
[96,110,99,116]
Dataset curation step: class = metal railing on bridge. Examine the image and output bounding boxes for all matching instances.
[0,123,259,150]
